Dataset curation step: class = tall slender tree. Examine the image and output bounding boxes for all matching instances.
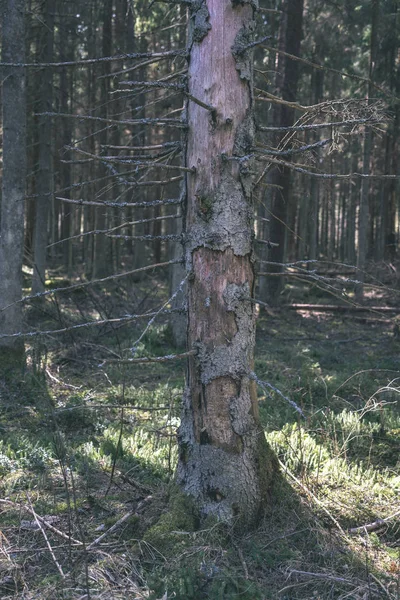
[0,0,27,375]
[31,0,55,294]
[263,0,304,304]
[356,0,379,303]
[92,0,113,279]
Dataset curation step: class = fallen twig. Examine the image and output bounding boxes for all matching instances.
[86,511,135,551]
[27,495,65,578]
[289,569,354,584]
[348,509,400,534]
[100,349,196,365]
[86,495,153,551]
[283,304,400,313]
[0,499,83,546]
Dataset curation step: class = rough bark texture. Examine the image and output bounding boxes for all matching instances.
[177,0,277,525]
[0,0,26,370]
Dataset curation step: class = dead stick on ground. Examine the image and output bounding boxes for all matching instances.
[86,511,134,550]
[348,509,400,534]
[289,569,354,584]
[0,499,83,546]
[27,495,65,578]
[369,572,393,598]
[86,496,153,551]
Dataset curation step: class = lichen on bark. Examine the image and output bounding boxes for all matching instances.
[177,0,278,527]
[193,282,254,386]
[231,20,256,81]
[184,170,253,267]
[188,0,211,44]
[232,0,259,8]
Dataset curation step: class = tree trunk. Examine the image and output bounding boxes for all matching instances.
[177,0,277,525]
[92,0,113,279]
[356,0,379,303]
[0,0,27,373]
[257,4,285,302]
[169,3,187,348]
[59,11,75,276]
[31,0,55,294]
[264,0,304,305]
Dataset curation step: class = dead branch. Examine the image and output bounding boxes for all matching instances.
[86,496,153,551]
[348,509,400,534]
[0,499,83,546]
[283,304,400,313]
[27,496,65,578]
[101,350,196,365]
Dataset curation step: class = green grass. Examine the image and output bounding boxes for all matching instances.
[0,285,399,599]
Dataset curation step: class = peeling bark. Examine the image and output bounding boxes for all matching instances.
[177,0,277,524]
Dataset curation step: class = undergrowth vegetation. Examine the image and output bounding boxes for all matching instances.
[0,274,399,599]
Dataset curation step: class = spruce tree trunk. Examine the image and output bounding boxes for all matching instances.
[177,0,277,524]
[0,0,26,373]
[169,3,188,348]
[31,0,55,294]
[92,0,113,279]
[59,13,75,276]
[356,0,379,303]
[264,0,303,305]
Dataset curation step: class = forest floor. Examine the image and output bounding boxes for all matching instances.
[0,263,399,599]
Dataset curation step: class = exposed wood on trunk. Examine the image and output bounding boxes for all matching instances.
[177,0,277,525]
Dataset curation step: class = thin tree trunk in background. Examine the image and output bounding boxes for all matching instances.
[169,3,187,348]
[308,48,323,262]
[386,109,399,260]
[31,0,55,294]
[0,0,27,374]
[345,140,358,265]
[328,122,335,262]
[83,0,98,277]
[383,1,399,261]
[92,0,113,279]
[24,0,34,261]
[177,0,277,524]
[264,0,304,305]
[131,21,149,277]
[339,180,346,260]
[257,5,283,302]
[59,12,75,276]
[356,0,379,303]
[110,0,128,274]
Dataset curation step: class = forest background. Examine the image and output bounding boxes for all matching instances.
[0,0,399,598]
